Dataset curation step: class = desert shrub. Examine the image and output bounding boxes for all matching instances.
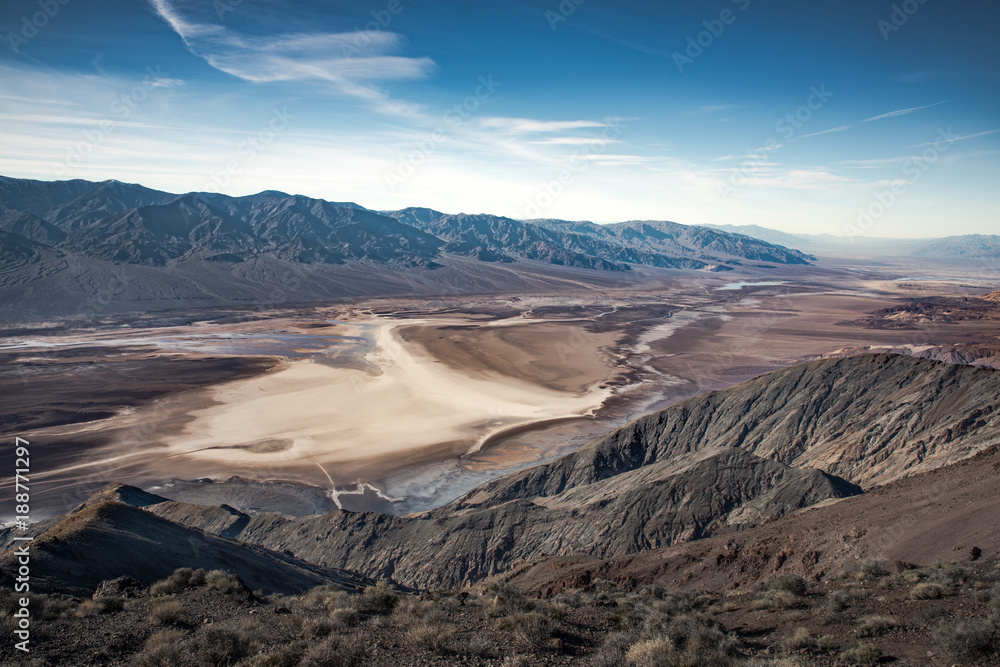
[240,640,308,667]
[816,634,839,651]
[150,567,206,596]
[752,589,798,611]
[910,582,943,600]
[298,635,364,667]
[767,574,807,596]
[785,627,812,650]
[838,643,882,666]
[329,606,359,628]
[854,614,897,638]
[541,599,570,620]
[625,637,676,666]
[298,584,351,612]
[359,579,398,614]
[589,630,638,667]
[302,617,337,638]
[482,582,536,618]
[148,598,185,625]
[75,600,103,617]
[500,656,531,667]
[134,643,197,667]
[825,589,851,613]
[932,619,995,659]
[495,611,555,646]
[205,570,250,598]
[76,595,125,616]
[193,626,253,665]
[670,614,738,659]
[465,632,492,657]
[859,559,888,579]
[145,628,188,650]
[406,619,456,653]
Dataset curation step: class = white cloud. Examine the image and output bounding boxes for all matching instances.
[148,0,433,117]
[910,129,999,148]
[863,101,945,122]
[798,125,850,139]
[480,117,610,133]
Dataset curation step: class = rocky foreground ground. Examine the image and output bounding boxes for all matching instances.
[2,555,998,666]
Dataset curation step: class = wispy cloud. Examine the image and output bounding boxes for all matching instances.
[798,125,850,139]
[863,101,945,122]
[911,129,999,148]
[148,0,433,117]
[528,137,620,146]
[692,104,740,114]
[480,117,610,133]
[837,156,916,168]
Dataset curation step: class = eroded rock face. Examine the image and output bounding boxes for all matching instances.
[9,354,996,592]
[98,353,996,590]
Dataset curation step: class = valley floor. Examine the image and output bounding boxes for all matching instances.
[1,261,999,520]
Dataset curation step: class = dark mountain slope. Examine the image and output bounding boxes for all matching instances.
[83,446,860,589]
[0,499,371,597]
[3,355,996,592]
[503,443,1000,597]
[0,175,820,319]
[463,353,1000,508]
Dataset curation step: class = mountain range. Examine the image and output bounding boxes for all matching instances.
[0,175,816,321]
[705,223,1000,259]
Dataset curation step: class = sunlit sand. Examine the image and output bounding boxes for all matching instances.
[165,317,618,474]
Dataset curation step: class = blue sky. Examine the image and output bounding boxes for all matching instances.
[1,0,997,237]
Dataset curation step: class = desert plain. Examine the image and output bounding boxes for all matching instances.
[2,258,998,520]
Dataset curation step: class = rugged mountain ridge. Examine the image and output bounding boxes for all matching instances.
[16,353,994,591]
[705,222,1000,259]
[0,175,813,320]
[0,497,372,597]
